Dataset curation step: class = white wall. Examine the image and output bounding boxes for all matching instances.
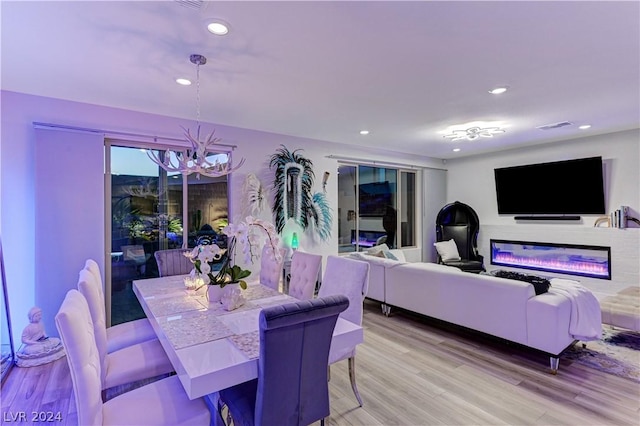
[0,90,443,342]
[446,129,640,298]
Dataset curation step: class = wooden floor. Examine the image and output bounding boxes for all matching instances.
[2,300,639,425]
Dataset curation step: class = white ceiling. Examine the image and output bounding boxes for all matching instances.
[2,1,639,159]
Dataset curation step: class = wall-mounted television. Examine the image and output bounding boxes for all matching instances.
[494,156,606,215]
[359,181,393,217]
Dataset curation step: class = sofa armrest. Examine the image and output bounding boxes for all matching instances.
[526,293,573,355]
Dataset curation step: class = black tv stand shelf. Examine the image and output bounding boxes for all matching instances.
[514,215,581,221]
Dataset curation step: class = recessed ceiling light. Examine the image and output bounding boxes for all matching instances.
[578,124,592,130]
[359,130,369,135]
[489,86,508,95]
[176,78,191,86]
[452,148,461,152]
[206,20,230,36]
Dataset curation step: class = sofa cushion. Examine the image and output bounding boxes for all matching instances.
[434,239,461,261]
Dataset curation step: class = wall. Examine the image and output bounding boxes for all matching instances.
[0,90,443,342]
[446,129,640,298]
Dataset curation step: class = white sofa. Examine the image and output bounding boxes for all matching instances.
[350,252,576,372]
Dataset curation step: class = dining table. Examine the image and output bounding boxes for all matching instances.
[132,275,364,400]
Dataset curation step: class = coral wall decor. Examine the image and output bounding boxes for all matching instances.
[269,146,332,240]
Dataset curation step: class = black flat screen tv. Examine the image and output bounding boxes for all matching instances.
[494,156,606,215]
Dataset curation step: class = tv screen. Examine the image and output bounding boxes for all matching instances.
[494,156,606,215]
[359,181,392,216]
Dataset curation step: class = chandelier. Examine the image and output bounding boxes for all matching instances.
[147,54,245,178]
[443,126,505,141]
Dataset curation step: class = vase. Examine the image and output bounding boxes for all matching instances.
[207,282,240,303]
[207,285,225,303]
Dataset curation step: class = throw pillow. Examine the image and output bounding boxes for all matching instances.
[372,250,386,258]
[366,243,390,256]
[388,249,406,262]
[382,250,398,261]
[434,239,461,262]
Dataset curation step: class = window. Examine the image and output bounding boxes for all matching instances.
[338,163,417,253]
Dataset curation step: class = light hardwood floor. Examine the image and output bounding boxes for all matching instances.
[2,300,639,425]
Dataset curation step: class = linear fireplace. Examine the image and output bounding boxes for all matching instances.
[490,239,611,280]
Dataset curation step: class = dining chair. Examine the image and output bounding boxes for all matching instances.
[154,248,194,277]
[288,251,322,300]
[84,259,157,353]
[318,255,370,407]
[217,295,349,426]
[259,244,285,291]
[77,269,174,391]
[56,290,210,425]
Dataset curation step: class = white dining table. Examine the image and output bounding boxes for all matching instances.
[133,275,364,400]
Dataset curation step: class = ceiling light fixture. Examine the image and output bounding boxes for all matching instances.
[443,126,505,141]
[489,86,508,94]
[176,78,191,86]
[452,148,461,152]
[147,54,244,178]
[578,124,592,130]
[206,20,230,36]
[359,130,369,135]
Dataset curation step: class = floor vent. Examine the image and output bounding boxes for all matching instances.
[536,121,573,130]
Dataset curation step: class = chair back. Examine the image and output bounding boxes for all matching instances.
[154,248,194,277]
[256,295,349,426]
[288,251,322,300]
[435,201,481,260]
[77,269,109,383]
[318,256,369,326]
[55,290,103,426]
[259,245,285,291]
[85,258,103,289]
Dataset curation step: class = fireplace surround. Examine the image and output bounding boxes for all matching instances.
[490,239,611,280]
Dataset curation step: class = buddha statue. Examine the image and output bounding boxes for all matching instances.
[16,307,65,367]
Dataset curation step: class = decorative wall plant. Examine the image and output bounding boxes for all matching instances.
[244,173,267,215]
[269,145,332,240]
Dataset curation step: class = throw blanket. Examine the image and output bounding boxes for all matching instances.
[550,278,602,341]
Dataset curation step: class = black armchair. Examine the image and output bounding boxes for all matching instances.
[435,201,485,273]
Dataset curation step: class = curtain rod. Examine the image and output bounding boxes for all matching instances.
[32,122,238,150]
[326,154,425,170]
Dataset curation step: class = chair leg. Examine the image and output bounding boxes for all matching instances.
[348,356,363,407]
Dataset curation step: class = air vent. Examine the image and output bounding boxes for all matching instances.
[174,0,203,10]
[536,121,573,130]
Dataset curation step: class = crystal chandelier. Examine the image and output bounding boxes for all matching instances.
[443,126,505,142]
[147,54,244,178]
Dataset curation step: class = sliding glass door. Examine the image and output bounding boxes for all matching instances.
[338,162,416,253]
[108,144,228,325]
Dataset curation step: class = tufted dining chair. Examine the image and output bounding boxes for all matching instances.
[217,295,349,426]
[259,245,285,291]
[288,251,322,300]
[56,290,210,425]
[77,269,174,391]
[154,248,194,277]
[84,259,157,353]
[318,255,370,407]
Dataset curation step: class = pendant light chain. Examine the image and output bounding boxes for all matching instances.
[195,60,201,129]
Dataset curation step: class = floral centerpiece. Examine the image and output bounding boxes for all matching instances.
[184,216,282,292]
